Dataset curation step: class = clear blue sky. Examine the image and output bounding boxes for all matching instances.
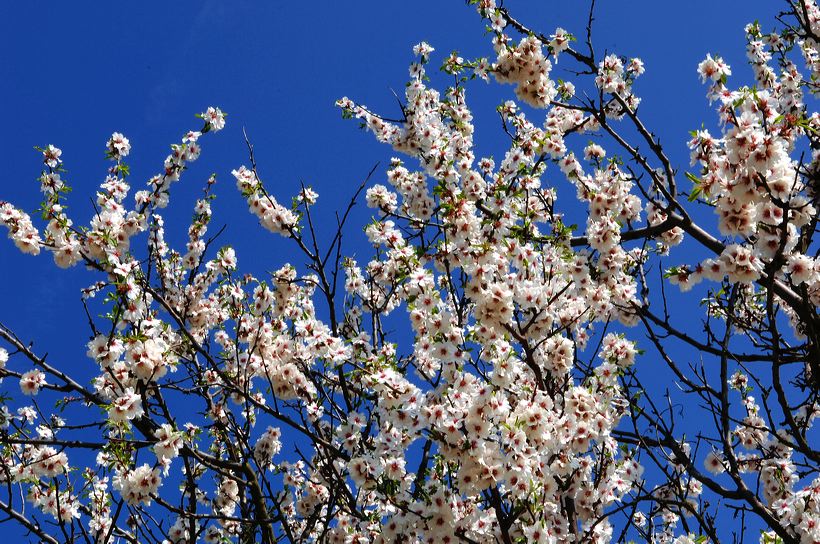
[0,0,778,362]
[0,0,780,540]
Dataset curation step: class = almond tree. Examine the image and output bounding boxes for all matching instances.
[0,1,819,543]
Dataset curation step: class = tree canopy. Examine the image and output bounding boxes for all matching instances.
[1,1,819,543]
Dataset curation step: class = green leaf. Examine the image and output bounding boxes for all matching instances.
[685,171,703,201]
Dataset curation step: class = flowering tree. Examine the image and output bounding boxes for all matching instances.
[1,1,819,543]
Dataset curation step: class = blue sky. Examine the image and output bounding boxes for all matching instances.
[0,0,779,362]
[0,0,784,540]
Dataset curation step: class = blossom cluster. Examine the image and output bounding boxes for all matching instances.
[0,1,818,542]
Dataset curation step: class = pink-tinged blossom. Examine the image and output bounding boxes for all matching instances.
[113,464,162,505]
[202,106,225,131]
[698,53,732,82]
[0,203,42,255]
[254,426,282,470]
[412,41,434,60]
[19,369,45,396]
[42,145,62,168]
[493,35,557,108]
[106,132,131,158]
[549,27,570,60]
[704,451,726,475]
[109,388,144,423]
